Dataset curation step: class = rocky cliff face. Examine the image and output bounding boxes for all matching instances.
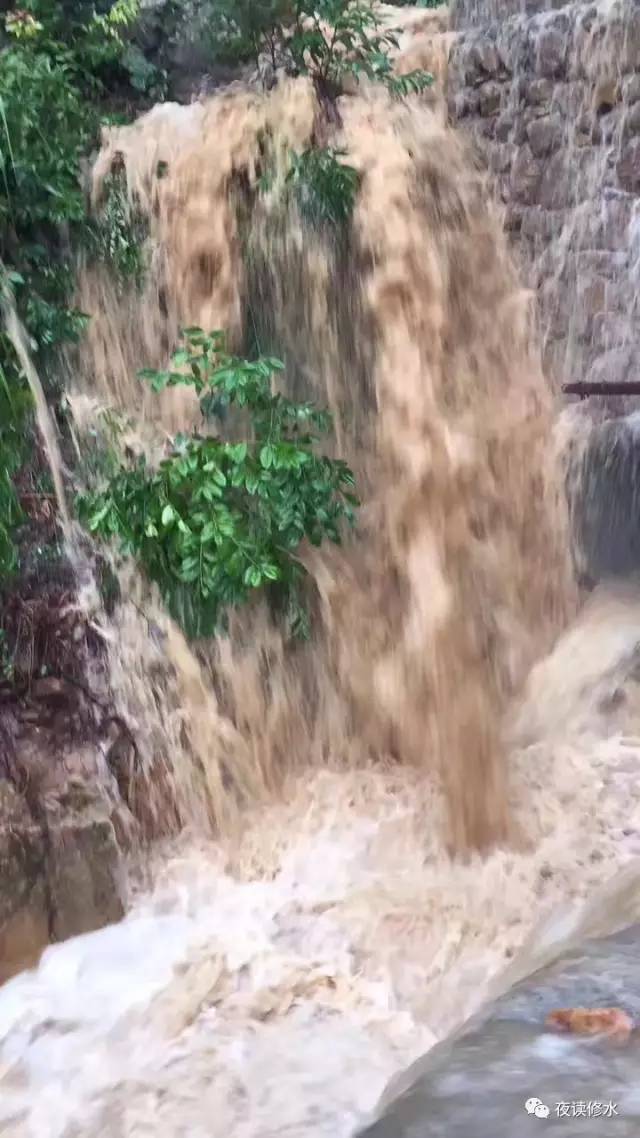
[0,560,131,982]
[448,0,640,390]
[0,776,125,984]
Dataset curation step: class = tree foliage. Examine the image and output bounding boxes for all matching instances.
[0,368,29,579]
[78,329,359,638]
[205,0,433,96]
[289,0,432,95]
[204,0,293,69]
[286,146,360,226]
[0,1,147,581]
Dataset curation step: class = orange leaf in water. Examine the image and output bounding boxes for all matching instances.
[545,1007,633,1042]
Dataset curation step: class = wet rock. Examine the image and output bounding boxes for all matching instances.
[570,412,640,578]
[551,78,586,120]
[454,40,486,86]
[592,75,621,117]
[621,10,640,74]
[537,150,572,209]
[504,204,524,233]
[510,146,543,205]
[489,145,513,176]
[594,192,634,251]
[526,114,563,156]
[623,103,640,139]
[590,313,633,353]
[0,784,49,984]
[520,207,563,241]
[0,776,126,982]
[476,116,497,142]
[495,112,515,142]
[586,348,635,387]
[457,36,503,83]
[523,77,554,107]
[573,111,596,147]
[477,39,501,76]
[536,24,568,81]
[44,788,125,943]
[357,924,640,1138]
[451,87,481,119]
[576,250,629,276]
[623,74,640,106]
[616,137,640,193]
[479,81,502,116]
[503,204,523,233]
[574,273,606,337]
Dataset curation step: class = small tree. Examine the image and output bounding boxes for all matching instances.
[206,0,432,96]
[286,146,360,226]
[289,0,432,96]
[78,329,359,638]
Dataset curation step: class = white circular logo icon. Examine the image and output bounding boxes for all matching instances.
[525,1098,550,1119]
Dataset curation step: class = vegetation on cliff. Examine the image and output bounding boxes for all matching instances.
[203,0,433,95]
[0,0,434,665]
[78,329,358,638]
[0,1,145,601]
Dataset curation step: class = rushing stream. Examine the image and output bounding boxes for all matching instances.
[3,12,640,1135]
[3,582,640,1135]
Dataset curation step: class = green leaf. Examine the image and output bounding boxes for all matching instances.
[200,521,217,542]
[228,442,248,464]
[77,325,358,641]
[89,503,110,530]
[260,444,274,469]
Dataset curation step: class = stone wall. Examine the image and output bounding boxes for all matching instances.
[447,0,640,390]
[451,0,571,27]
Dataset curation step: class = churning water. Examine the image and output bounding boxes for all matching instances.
[2,25,640,1138]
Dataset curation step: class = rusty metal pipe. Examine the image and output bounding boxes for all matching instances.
[563,382,640,398]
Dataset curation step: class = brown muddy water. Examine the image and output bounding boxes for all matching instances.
[2,38,640,1138]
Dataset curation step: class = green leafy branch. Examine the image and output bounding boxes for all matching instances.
[286,146,360,225]
[77,328,359,638]
[204,0,432,98]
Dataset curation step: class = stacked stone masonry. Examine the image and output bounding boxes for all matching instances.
[448,0,640,388]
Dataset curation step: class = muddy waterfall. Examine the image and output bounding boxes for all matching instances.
[78,76,573,855]
[3,3,640,1136]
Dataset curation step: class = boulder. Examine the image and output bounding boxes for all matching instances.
[0,775,126,983]
[0,784,49,984]
[526,113,564,157]
[536,24,569,81]
[510,146,543,205]
[43,783,126,944]
[617,138,640,194]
